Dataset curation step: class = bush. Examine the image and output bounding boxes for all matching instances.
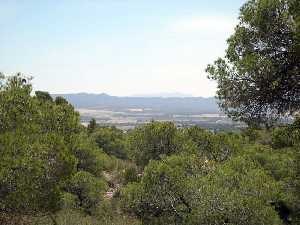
[182,126,243,161]
[69,133,113,176]
[91,126,127,159]
[272,119,300,149]
[121,154,212,224]
[272,127,293,148]
[66,171,108,214]
[126,121,182,167]
[123,166,139,185]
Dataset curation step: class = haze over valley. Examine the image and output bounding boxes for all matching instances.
[53,93,243,130]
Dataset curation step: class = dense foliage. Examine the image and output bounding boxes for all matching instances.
[1,1,299,225]
[206,0,300,126]
[121,123,300,225]
[0,75,113,224]
[91,126,127,159]
[126,121,182,167]
[0,74,299,225]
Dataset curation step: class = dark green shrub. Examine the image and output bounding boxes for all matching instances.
[123,167,139,184]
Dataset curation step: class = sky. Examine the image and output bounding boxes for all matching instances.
[0,0,246,97]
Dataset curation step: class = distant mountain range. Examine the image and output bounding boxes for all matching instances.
[52,93,220,114]
[131,92,194,98]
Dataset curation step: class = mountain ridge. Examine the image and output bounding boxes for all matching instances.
[52,93,220,114]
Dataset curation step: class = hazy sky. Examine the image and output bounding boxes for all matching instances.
[0,0,245,97]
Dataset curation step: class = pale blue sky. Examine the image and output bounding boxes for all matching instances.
[0,0,245,97]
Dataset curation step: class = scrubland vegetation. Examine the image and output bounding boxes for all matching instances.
[0,0,299,224]
[0,74,299,225]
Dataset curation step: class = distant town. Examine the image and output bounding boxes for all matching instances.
[79,108,245,131]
